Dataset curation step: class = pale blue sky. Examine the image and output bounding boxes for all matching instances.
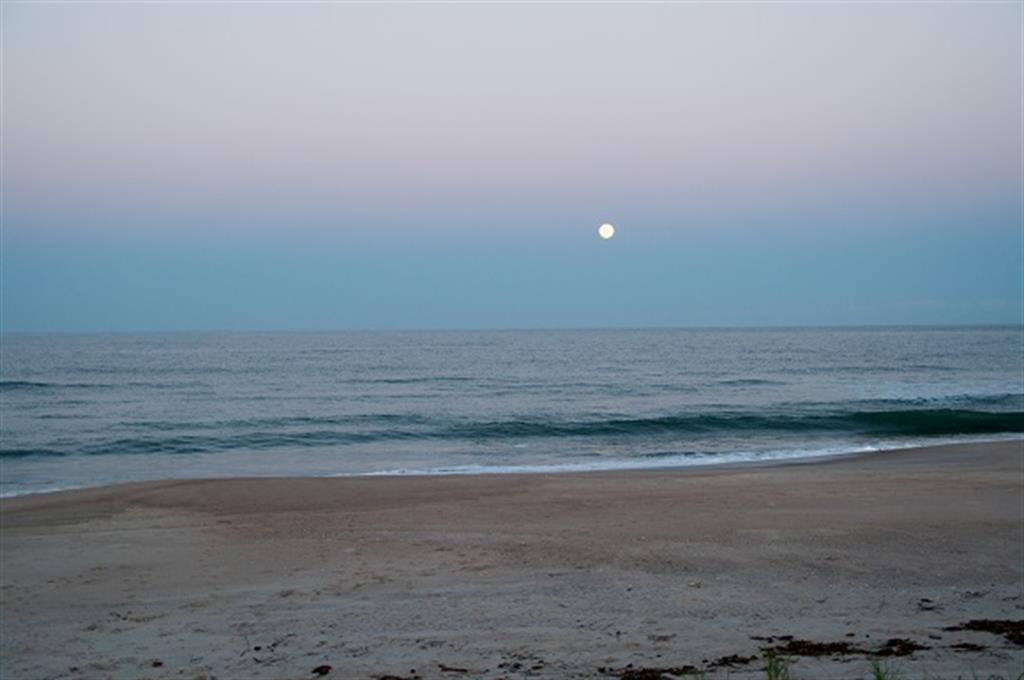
[2,2,1021,330]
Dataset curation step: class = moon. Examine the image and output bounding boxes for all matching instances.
[598,223,615,240]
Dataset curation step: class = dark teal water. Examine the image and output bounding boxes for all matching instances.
[1,327,1021,496]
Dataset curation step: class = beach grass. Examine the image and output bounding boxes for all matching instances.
[764,651,792,680]
[869,659,903,680]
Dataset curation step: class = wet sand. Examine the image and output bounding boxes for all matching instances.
[1,441,1022,679]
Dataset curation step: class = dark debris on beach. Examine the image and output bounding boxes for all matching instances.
[601,652,760,679]
[369,622,1012,680]
[944,619,1024,646]
[595,627,987,680]
[950,642,989,652]
[613,664,701,680]
[706,653,758,668]
[756,635,928,658]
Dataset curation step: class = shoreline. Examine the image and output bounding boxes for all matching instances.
[2,436,1020,503]
[2,440,1022,679]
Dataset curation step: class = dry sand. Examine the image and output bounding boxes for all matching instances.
[1,441,1022,680]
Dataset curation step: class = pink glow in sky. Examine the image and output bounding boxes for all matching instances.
[3,2,1020,238]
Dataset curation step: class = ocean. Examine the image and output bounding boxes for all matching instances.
[1,327,1021,497]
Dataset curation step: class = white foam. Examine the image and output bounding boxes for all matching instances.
[334,443,883,478]
[0,484,88,499]
[333,433,1023,478]
[4,434,1019,497]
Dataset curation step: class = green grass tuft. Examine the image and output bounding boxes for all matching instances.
[764,651,792,680]
[869,658,903,680]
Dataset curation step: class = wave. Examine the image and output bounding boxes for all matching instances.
[0,380,112,391]
[2,405,1021,458]
[347,376,475,385]
[125,413,431,432]
[0,448,70,458]
[892,393,1022,408]
[446,409,1024,440]
[716,378,789,386]
[0,380,53,390]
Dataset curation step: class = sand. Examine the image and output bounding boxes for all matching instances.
[1,441,1022,680]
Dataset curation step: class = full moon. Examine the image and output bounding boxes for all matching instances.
[598,223,615,240]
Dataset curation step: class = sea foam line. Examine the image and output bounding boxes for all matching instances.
[336,443,884,477]
[3,434,1020,498]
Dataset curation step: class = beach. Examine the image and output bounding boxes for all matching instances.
[1,440,1021,679]
[5,1,1022,677]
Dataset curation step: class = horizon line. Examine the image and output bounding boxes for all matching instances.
[1,322,1021,335]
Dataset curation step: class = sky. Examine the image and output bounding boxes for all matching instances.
[2,2,1021,331]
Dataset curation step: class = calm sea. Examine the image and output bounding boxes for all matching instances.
[1,327,1021,497]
